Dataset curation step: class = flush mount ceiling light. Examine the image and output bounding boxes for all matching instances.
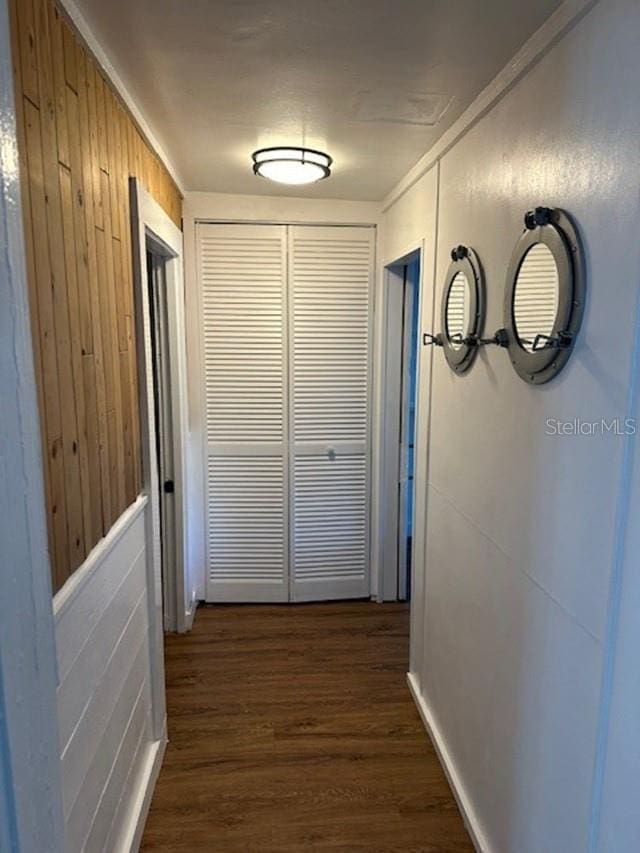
[252,147,332,185]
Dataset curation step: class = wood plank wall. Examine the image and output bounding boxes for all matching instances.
[9,0,183,593]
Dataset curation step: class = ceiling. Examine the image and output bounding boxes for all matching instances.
[73,0,560,200]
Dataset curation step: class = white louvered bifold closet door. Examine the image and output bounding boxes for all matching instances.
[198,224,289,602]
[289,227,374,601]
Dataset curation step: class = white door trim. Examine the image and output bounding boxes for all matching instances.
[130,179,193,644]
[378,264,405,601]
[0,0,65,844]
[373,243,424,602]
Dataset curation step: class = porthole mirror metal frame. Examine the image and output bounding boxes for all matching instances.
[504,207,585,385]
[440,245,485,374]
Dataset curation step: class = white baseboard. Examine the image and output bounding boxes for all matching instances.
[407,673,493,853]
[118,726,167,853]
[183,597,199,632]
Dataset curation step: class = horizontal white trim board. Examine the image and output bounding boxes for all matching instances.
[184,191,380,226]
[407,673,492,853]
[53,496,148,620]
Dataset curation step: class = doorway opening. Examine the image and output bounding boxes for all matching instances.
[380,250,421,601]
[147,246,177,630]
[397,256,420,600]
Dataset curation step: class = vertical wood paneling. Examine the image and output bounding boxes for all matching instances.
[9,0,55,569]
[9,0,182,592]
[75,41,110,541]
[23,97,70,586]
[34,0,86,574]
[62,20,76,91]
[59,163,92,547]
[49,3,69,168]
[15,0,39,107]
[86,58,103,231]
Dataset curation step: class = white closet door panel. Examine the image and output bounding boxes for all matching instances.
[291,228,371,445]
[199,224,288,602]
[207,453,287,602]
[289,226,374,601]
[292,453,368,601]
[201,226,286,444]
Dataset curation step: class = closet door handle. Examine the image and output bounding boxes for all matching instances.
[327,446,336,461]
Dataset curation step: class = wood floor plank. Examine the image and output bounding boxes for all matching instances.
[141,603,473,853]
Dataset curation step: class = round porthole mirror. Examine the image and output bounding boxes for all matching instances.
[504,207,585,384]
[441,246,485,373]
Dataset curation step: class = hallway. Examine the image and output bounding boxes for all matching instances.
[141,603,472,851]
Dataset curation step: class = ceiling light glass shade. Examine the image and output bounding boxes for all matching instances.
[252,147,332,185]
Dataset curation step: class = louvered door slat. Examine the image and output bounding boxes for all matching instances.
[199,224,288,602]
[290,226,374,602]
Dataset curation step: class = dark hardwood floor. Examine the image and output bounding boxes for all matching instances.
[141,602,473,852]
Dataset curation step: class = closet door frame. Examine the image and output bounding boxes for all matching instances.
[196,220,376,603]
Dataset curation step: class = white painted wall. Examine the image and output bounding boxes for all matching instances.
[0,0,65,846]
[53,499,163,851]
[380,0,640,850]
[594,370,640,853]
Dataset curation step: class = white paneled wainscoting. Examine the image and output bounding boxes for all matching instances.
[53,498,165,852]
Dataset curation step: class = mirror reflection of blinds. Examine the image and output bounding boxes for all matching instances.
[447,273,470,341]
[513,243,560,350]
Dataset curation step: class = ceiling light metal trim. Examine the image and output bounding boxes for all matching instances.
[252,146,333,184]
